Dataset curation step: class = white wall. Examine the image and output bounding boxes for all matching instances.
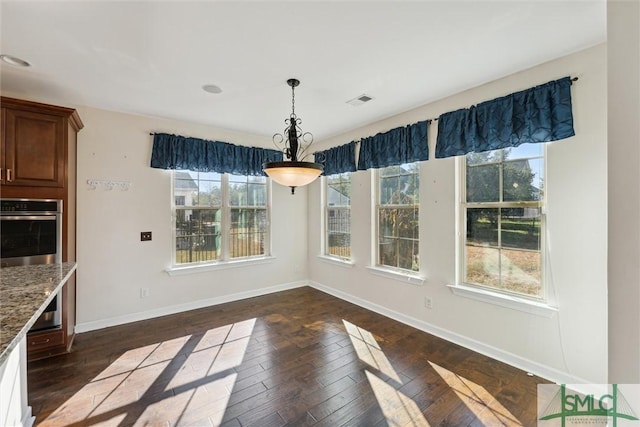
[308,44,608,384]
[73,107,309,331]
[608,0,640,383]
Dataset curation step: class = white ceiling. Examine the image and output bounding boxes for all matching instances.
[1,1,606,141]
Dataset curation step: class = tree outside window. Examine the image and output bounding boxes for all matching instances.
[377,163,419,272]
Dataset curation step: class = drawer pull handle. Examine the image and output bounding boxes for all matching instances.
[6,169,13,182]
[32,338,51,345]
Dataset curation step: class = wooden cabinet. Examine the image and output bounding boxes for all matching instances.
[2,108,66,187]
[1,97,83,360]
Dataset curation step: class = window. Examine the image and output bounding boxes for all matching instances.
[173,170,269,265]
[376,163,419,272]
[463,144,544,298]
[325,173,351,259]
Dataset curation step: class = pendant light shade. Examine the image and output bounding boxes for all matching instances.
[263,78,323,194]
[263,161,323,188]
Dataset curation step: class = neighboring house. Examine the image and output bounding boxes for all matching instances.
[174,171,198,207]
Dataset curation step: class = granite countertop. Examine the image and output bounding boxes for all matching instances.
[0,262,77,364]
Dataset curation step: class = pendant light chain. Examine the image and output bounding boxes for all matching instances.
[263,78,324,195]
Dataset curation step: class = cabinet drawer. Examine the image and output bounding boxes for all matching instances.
[27,329,64,351]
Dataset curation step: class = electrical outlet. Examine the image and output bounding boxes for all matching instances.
[141,231,152,241]
[424,296,433,309]
[140,287,150,298]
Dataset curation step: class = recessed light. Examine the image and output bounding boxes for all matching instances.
[0,54,30,67]
[202,84,222,94]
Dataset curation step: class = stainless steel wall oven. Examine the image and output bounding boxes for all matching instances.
[1,198,63,331]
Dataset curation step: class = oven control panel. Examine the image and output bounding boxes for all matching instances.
[1,199,62,214]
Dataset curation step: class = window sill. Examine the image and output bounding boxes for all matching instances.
[317,255,355,268]
[165,256,275,276]
[366,266,425,286]
[447,284,557,318]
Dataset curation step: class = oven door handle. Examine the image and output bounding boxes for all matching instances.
[0,215,57,221]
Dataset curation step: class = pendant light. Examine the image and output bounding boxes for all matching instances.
[263,78,323,194]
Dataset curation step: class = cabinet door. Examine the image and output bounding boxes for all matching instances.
[4,108,65,187]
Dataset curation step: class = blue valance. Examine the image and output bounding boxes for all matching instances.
[435,76,575,158]
[314,142,357,176]
[357,120,430,170]
[150,133,283,176]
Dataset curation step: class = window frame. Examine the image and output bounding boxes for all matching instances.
[458,145,547,302]
[323,173,352,261]
[170,171,271,269]
[373,162,421,276]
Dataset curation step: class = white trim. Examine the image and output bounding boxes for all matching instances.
[75,280,306,333]
[20,407,34,427]
[458,147,549,304]
[366,266,425,286]
[448,283,558,317]
[165,256,275,276]
[309,280,589,385]
[317,255,355,268]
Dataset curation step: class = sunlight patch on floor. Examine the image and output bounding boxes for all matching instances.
[429,361,523,426]
[366,370,431,427]
[40,318,256,427]
[343,319,402,383]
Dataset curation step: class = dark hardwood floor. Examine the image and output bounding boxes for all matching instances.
[28,286,548,426]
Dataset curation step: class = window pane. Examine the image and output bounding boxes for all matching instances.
[197,180,221,206]
[248,183,267,206]
[174,170,199,207]
[379,239,398,269]
[229,182,248,206]
[466,208,499,247]
[230,208,267,258]
[403,173,420,203]
[466,164,499,202]
[378,208,419,271]
[398,239,419,271]
[506,143,543,160]
[175,208,221,264]
[464,146,544,299]
[397,207,418,238]
[503,158,544,202]
[377,163,419,272]
[379,208,397,238]
[501,209,541,250]
[465,246,500,288]
[328,207,351,258]
[380,176,400,204]
[327,174,351,207]
[326,173,351,259]
[380,165,401,177]
[500,249,541,297]
[466,150,502,166]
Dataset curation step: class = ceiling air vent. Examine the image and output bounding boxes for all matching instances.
[346,94,374,107]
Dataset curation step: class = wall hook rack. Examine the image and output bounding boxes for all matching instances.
[87,179,132,191]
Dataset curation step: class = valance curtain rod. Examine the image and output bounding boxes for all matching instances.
[341,76,578,145]
[416,76,579,123]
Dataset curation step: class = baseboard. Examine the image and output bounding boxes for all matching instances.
[75,280,307,333]
[309,281,590,386]
[21,407,34,427]
[75,279,589,385]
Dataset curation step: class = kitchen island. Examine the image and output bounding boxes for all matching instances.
[0,262,77,427]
